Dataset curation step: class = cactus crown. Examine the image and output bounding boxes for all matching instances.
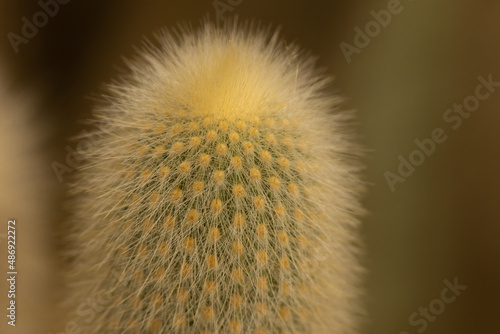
[66,22,364,334]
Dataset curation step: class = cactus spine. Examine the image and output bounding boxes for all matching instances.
[65,22,364,333]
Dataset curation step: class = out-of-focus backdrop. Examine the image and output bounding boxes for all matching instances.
[0,0,498,333]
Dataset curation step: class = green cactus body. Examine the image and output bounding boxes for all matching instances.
[66,23,363,334]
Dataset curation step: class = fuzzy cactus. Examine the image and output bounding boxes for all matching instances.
[65,22,364,333]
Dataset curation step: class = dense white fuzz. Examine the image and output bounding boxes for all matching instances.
[65,22,364,333]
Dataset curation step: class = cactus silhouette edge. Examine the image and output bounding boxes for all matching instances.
[65,21,364,334]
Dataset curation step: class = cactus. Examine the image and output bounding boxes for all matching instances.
[65,22,364,333]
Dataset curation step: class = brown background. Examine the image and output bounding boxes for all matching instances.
[0,0,498,333]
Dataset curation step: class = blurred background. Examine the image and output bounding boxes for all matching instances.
[0,0,498,333]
